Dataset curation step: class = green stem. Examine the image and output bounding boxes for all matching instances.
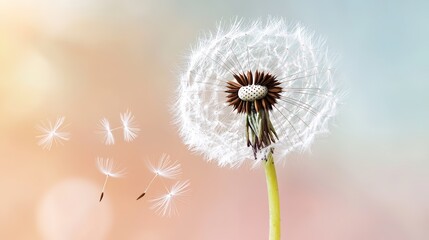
[264,152,281,240]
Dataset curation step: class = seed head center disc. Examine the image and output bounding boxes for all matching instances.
[238,85,268,101]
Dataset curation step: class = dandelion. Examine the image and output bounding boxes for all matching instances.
[174,18,339,240]
[136,153,181,200]
[97,157,126,202]
[150,180,190,217]
[36,116,70,150]
[98,110,140,145]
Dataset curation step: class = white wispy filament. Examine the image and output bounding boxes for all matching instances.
[174,18,339,167]
[120,110,140,142]
[99,118,115,145]
[36,116,70,150]
[149,153,182,179]
[150,180,190,217]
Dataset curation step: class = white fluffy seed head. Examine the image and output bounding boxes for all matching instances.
[174,18,339,167]
[96,157,126,178]
[120,110,140,142]
[150,180,190,217]
[238,85,268,101]
[99,118,115,145]
[36,116,70,150]
[148,153,182,179]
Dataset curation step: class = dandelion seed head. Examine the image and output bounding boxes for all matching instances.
[174,18,339,167]
[36,116,70,150]
[148,153,182,179]
[150,180,190,217]
[96,157,126,178]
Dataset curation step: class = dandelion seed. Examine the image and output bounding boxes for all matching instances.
[120,110,140,142]
[149,153,182,179]
[99,118,115,145]
[36,116,70,150]
[98,110,140,145]
[97,157,126,202]
[136,153,181,200]
[150,180,190,217]
[174,18,339,166]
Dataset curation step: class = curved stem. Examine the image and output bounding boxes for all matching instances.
[102,175,109,193]
[264,152,281,240]
[137,174,159,200]
[144,174,158,193]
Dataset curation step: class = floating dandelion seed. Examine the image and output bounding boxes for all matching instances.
[136,153,181,200]
[150,180,190,217]
[174,18,340,240]
[120,110,140,142]
[175,18,338,166]
[98,110,140,145]
[36,116,70,150]
[99,118,115,145]
[97,157,126,202]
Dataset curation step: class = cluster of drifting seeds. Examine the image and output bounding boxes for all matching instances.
[137,154,190,216]
[97,154,190,217]
[35,109,140,150]
[36,111,190,217]
[98,110,140,145]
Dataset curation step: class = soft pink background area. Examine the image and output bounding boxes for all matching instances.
[1,1,428,239]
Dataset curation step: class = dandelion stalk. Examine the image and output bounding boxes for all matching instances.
[264,151,280,240]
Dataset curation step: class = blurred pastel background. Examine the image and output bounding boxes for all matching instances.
[1,0,428,239]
